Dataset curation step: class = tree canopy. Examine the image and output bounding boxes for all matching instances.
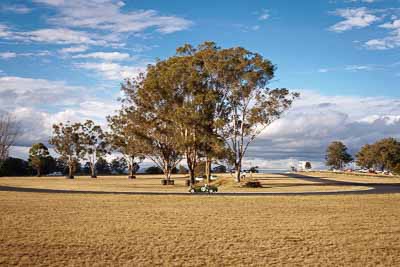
[325,141,353,169]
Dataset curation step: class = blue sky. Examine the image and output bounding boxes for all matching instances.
[1,0,400,168]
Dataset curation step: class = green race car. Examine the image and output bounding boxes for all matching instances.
[189,184,218,193]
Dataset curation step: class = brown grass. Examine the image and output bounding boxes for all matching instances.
[0,174,371,193]
[1,191,400,266]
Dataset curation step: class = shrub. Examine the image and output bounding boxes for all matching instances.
[242,180,262,188]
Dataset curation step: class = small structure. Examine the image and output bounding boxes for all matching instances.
[298,161,312,171]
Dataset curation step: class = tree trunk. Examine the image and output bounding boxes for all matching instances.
[90,163,96,178]
[165,167,171,181]
[235,163,241,183]
[188,167,195,185]
[37,167,41,177]
[205,157,212,184]
[68,164,74,179]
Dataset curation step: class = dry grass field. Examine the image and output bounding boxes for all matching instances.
[1,191,400,266]
[1,173,400,266]
[0,173,371,194]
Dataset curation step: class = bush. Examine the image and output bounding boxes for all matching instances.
[242,180,262,188]
[393,164,400,175]
[145,166,163,174]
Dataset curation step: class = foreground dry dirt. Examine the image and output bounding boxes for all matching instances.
[1,191,400,266]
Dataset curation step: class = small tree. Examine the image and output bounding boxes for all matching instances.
[145,166,163,174]
[326,141,353,170]
[249,166,259,173]
[49,122,83,179]
[212,165,227,173]
[28,143,51,177]
[305,162,312,170]
[79,120,108,178]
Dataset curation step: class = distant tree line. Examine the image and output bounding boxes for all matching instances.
[326,138,400,174]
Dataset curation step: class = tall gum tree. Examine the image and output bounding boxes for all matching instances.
[182,42,299,182]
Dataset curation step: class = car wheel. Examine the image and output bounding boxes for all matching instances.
[209,189,214,193]
[190,189,195,193]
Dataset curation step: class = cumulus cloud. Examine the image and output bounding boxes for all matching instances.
[244,90,400,168]
[329,7,379,32]
[72,52,131,61]
[33,0,192,34]
[0,75,119,149]
[0,25,110,46]
[0,76,86,109]
[5,85,400,168]
[365,19,400,50]
[0,52,17,59]
[75,62,145,80]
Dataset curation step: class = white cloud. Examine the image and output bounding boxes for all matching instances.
[75,62,145,81]
[258,9,270,21]
[0,52,17,59]
[346,0,379,3]
[59,45,89,54]
[22,28,106,45]
[345,65,373,71]
[0,76,86,109]
[0,25,109,46]
[0,51,51,59]
[1,5,32,14]
[33,0,192,34]
[329,7,379,32]
[72,52,130,61]
[245,90,400,167]
[0,75,119,149]
[365,19,400,50]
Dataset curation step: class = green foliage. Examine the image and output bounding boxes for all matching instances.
[107,111,145,177]
[212,165,227,173]
[95,157,111,175]
[393,164,400,175]
[248,166,259,173]
[0,157,32,176]
[49,122,83,178]
[356,137,400,171]
[305,162,312,169]
[326,141,353,169]
[110,157,128,174]
[79,120,108,177]
[145,166,163,174]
